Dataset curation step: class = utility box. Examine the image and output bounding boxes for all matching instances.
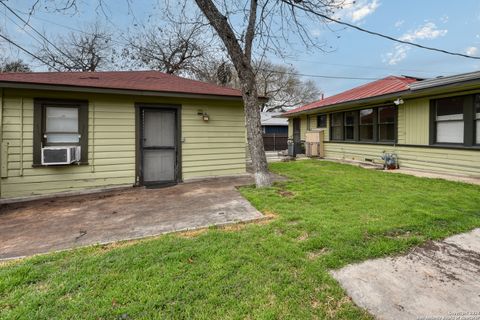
[305,130,324,158]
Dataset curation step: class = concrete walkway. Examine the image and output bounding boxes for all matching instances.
[0,176,263,260]
[332,228,480,320]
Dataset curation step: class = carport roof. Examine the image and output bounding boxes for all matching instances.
[0,70,243,98]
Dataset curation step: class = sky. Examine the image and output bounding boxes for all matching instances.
[1,0,480,97]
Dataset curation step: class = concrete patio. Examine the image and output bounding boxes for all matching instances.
[332,228,480,320]
[0,176,263,260]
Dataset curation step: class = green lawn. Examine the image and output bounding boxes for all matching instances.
[1,161,479,320]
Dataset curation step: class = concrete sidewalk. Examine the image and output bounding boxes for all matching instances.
[0,176,263,260]
[332,228,480,320]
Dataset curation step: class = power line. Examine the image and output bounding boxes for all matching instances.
[257,68,395,81]
[279,58,448,75]
[282,0,480,61]
[0,32,62,71]
[0,0,77,65]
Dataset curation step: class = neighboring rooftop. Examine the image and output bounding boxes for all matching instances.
[261,112,288,126]
[284,76,419,116]
[0,70,243,98]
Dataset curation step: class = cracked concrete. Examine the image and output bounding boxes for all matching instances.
[0,176,264,260]
[332,228,480,320]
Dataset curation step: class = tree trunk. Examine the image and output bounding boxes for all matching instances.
[240,69,271,187]
[194,0,271,187]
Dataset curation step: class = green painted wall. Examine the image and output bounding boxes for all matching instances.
[0,89,246,198]
[397,98,430,145]
[286,93,479,177]
[324,143,480,177]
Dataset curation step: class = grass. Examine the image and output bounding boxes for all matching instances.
[1,160,479,319]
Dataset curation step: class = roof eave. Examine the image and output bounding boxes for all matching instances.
[282,90,410,117]
[0,81,245,101]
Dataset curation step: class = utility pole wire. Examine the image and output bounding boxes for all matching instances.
[0,0,78,66]
[282,0,480,61]
[0,33,62,71]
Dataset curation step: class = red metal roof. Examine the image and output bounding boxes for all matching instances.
[0,70,243,98]
[284,76,419,115]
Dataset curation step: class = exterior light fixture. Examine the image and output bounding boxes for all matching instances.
[197,109,209,121]
[393,98,404,105]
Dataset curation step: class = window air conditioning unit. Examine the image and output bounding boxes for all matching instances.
[41,146,81,165]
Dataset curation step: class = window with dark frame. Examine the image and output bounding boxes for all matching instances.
[330,113,343,140]
[434,96,464,144]
[359,108,374,141]
[430,94,479,147]
[475,94,480,144]
[344,111,356,140]
[317,114,327,128]
[378,106,396,142]
[33,99,88,166]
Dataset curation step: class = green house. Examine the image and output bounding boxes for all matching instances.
[0,71,247,200]
[284,71,480,177]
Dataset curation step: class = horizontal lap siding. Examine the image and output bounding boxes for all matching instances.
[181,103,246,179]
[1,95,135,198]
[1,89,247,198]
[325,143,480,177]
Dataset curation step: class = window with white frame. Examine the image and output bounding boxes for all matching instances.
[45,107,80,144]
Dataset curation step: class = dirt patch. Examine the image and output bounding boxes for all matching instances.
[307,248,330,260]
[277,190,295,198]
[297,232,309,242]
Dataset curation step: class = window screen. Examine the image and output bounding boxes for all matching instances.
[359,108,374,140]
[331,113,343,140]
[435,97,464,143]
[378,106,395,141]
[344,111,356,140]
[317,114,327,128]
[45,107,80,144]
[476,95,480,144]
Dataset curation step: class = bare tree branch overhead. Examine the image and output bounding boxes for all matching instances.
[23,0,343,187]
[192,0,343,187]
[120,20,210,75]
[36,23,113,72]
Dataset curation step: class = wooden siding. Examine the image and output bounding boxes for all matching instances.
[0,89,246,198]
[181,103,246,179]
[398,98,429,145]
[325,142,480,177]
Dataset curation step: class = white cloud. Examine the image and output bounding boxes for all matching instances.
[440,15,449,23]
[335,0,380,23]
[398,22,448,42]
[384,22,448,65]
[466,46,478,56]
[394,20,404,28]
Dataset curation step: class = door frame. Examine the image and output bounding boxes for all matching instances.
[292,117,302,155]
[135,103,182,187]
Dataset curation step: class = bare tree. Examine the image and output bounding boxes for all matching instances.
[0,59,31,72]
[195,59,321,112]
[193,0,342,187]
[26,0,343,187]
[36,23,113,71]
[120,21,210,76]
[255,62,321,112]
